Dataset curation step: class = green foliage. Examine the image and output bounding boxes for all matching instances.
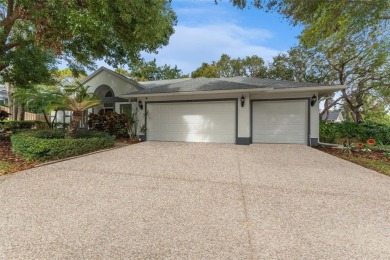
[320,121,390,145]
[0,110,10,120]
[191,63,220,78]
[1,0,177,72]
[267,45,335,83]
[191,54,267,78]
[60,84,101,138]
[88,112,129,137]
[1,45,57,88]
[228,0,389,48]
[11,130,115,161]
[117,58,185,81]
[0,120,46,131]
[319,122,340,143]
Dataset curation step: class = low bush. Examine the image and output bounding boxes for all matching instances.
[0,120,46,130]
[319,122,340,143]
[88,112,129,138]
[11,129,115,161]
[320,121,390,145]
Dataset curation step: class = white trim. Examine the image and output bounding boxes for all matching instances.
[123,85,345,98]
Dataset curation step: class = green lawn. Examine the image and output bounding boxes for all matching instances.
[0,161,13,175]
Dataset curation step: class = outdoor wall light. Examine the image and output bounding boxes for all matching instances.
[311,95,317,107]
[138,100,143,110]
[240,95,245,107]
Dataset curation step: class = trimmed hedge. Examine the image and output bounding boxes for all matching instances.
[0,120,46,130]
[11,129,115,161]
[320,121,390,144]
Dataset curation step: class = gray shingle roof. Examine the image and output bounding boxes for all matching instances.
[322,111,342,121]
[128,77,332,95]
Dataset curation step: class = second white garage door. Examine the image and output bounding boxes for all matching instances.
[252,100,308,144]
[147,101,236,143]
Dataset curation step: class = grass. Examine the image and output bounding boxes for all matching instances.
[0,161,14,175]
[339,154,390,176]
[319,147,390,176]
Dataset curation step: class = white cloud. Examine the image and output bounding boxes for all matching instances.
[143,23,282,74]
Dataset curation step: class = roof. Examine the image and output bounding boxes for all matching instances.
[125,76,343,96]
[322,111,342,121]
[82,67,145,90]
[140,78,192,88]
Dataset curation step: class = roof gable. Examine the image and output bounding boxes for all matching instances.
[82,67,144,90]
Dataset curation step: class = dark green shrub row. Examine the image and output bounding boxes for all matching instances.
[0,120,46,130]
[11,129,115,161]
[88,112,129,137]
[320,121,390,144]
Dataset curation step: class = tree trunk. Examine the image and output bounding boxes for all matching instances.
[66,111,82,138]
[4,83,17,120]
[17,103,24,120]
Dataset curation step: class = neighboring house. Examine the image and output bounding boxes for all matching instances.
[321,110,344,123]
[0,85,8,106]
[58,67,345,146]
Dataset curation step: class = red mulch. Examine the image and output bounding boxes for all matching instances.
[318,147,390,163]
[0,136,36,175]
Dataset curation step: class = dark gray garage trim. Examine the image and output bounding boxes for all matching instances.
[250,98,311,146]
[143,98,239,144]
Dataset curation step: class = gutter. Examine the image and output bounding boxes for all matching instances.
[121,88,274,98]
[122,85,346,98]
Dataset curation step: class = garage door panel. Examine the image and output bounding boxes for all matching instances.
[252,100,307,144]
[147,101,236,143]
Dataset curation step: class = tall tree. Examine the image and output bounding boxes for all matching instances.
[11,84,63,128]
[0,44,57,120]
[242,55,267,77]
[318,27,390,122]
[191,62,220,78]
[117,59,185,81]
[1,0,177,72]
[267,46,335,83]
[228,0,389,47]
[192,54,267,78]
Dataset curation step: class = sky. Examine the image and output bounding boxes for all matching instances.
[92,0,303,75]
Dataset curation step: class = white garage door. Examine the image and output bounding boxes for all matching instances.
[252,100,308,144]
[147,101,236,143]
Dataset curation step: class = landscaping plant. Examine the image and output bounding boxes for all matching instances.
[11,129,115,161]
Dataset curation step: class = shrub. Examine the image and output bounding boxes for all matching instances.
[0,120,46,130]
[319,121,340,143]
[320,121,390,145]
[0,110,10,120]
[88,112,128,138]
[11,129,115,161]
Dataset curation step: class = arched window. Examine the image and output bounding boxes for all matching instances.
[105,90,114,97]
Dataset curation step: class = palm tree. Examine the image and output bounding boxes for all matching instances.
[61,84,101,138]
[12,85,63,128]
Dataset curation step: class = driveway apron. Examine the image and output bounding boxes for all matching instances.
[0,142,389,259]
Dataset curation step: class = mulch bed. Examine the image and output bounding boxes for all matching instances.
[0,136,36,175]
[318,147,390,163]
[318,146,390,176]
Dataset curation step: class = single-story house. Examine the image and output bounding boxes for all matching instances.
[68,67,345,146]
[321,110,344,123]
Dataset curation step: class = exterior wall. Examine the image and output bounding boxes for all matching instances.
[138,90,320,146]
[83,70,139,97]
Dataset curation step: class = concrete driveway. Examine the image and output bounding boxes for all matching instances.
[1,142,389,259]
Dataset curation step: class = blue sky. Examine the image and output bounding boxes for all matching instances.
[96,0,303,75]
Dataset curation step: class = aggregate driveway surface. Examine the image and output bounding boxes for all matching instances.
[1,142,390,259]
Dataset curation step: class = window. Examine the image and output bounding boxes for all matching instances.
[120,104,132,114]
[105,91,114,97]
